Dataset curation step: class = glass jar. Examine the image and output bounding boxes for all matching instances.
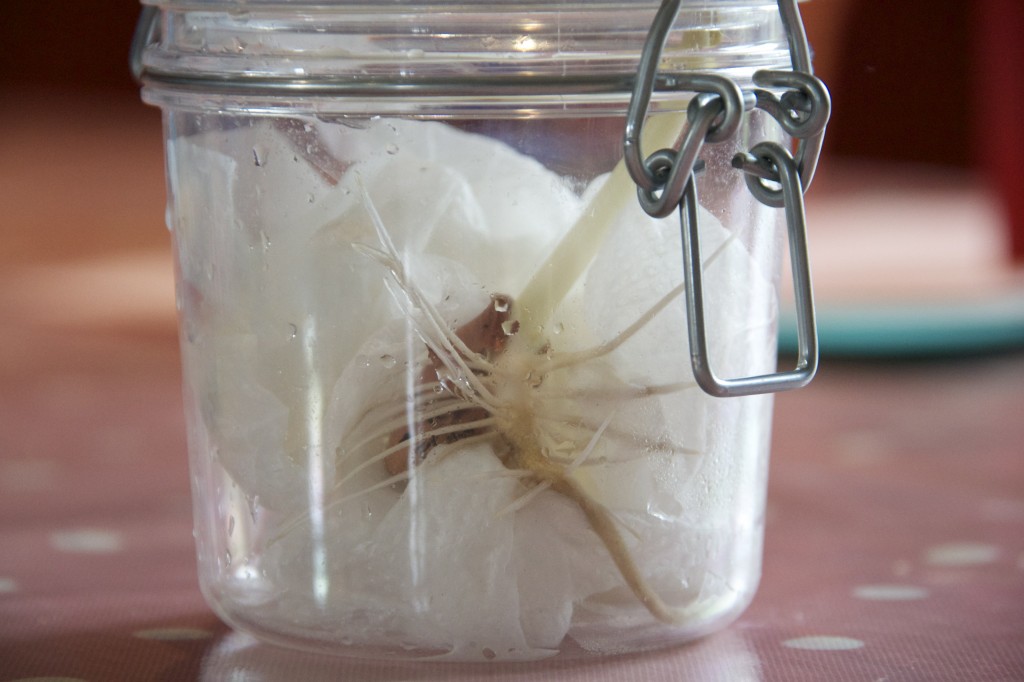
[135,0,824,661]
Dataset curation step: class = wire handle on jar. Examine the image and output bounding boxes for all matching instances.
[624,0,829,398]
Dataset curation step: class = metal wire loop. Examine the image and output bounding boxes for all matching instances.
[751,71,830,139]
[624,0,826,398]
[750,69,831,190]
[625,71,745,210]
[624,0,828,215]
[679,143,817,397]
[633,88,742,218]
[621,0,748,210]
[732,142,790,208]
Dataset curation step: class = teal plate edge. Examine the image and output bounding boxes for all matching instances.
[778,289,1024,358]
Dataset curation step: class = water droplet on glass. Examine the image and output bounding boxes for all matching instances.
[260,230,271,250]
[435,370,456,392]
[380,354,397,368]
[385,143,400,155]
[552,322,564,335]
[306,192,316,203]
[289,323,298,339]
[492,296,510,313]
[227,516,235,537]
[225,550,233,567]
[252,145,265,167]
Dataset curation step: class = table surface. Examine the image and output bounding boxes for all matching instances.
[1,92,1023,682]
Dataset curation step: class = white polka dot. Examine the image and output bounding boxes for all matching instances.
[0,576,18,593]
[783,636,865,651]
[50,528,123,554]
[134,627,213,641]
[853,584,928,601]
[925,542,999,567]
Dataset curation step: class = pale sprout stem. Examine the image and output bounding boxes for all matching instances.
[513,113,688,349]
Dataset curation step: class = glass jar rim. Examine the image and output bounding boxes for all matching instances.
[135,1,791,97]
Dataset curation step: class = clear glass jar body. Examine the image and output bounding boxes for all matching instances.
[144,0,790,661]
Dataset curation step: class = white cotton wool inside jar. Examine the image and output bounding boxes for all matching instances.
[179,113,778,659]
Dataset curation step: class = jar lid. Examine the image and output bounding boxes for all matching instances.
[134,1,789,97]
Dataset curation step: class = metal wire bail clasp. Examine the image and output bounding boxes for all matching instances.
[625,0,826,398]
[681,144,817,397]
[623,0,747,219]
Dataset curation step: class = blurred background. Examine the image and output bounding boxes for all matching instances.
[1,0,1022,348]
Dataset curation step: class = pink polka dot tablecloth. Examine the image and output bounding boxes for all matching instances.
[3,298,1024,682]
[2,99,1023,681]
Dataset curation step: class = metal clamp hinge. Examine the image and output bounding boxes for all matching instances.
[624,0,830,398]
